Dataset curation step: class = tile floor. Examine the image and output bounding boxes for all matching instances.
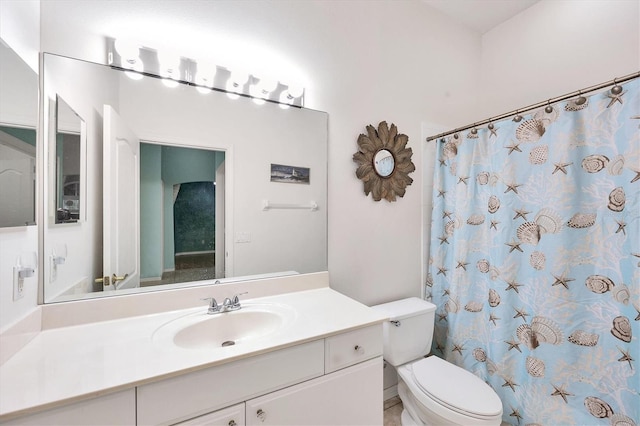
[383,396,403,426]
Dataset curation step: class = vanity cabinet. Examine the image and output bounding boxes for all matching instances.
[5,389,135,425]
[137,340,326,425]
[139,324,383,426]
[3,324,383,426]
[245,357,381,426]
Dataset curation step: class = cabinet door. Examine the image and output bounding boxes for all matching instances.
[175,403,245,426]
[137,341,324,425]
[5,389,135,425]
[246,357,382,426]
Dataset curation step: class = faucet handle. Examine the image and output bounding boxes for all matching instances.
[202,297,219,314]
[232,292,249,305]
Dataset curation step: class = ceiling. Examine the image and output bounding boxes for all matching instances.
[422,0,540,34]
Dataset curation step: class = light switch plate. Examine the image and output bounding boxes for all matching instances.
[13,267,24,301]
[50,255,57,282]
[235,232,251,243]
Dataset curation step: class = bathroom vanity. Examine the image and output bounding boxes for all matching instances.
[0,274,387,425]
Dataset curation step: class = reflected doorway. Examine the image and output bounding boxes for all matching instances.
[139,142,225,287]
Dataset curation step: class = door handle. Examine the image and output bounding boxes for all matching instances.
[95,275,111,286]
[112,273,129,283]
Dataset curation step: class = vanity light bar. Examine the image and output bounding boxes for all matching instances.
[106,38,305,108]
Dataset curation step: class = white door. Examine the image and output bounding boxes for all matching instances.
[0,132,35,227]
[103,105,139,291]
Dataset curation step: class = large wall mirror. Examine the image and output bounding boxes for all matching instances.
[42,53,328,303]
[0,40,38,228]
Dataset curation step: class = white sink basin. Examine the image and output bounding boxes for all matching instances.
[153,303,294,350]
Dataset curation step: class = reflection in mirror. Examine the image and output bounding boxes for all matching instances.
[139,143,225,287]
[0,40,38,228]
[43,53,328,303]
[54,96,85,223]
[374,149,395,177]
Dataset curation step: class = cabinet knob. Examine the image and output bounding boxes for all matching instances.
[257,409,266,422]
[354,345,364,353]
[228,421,236,426]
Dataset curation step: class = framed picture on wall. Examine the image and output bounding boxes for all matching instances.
[270,163,310,184]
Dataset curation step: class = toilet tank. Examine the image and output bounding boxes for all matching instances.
[371,297,436,367]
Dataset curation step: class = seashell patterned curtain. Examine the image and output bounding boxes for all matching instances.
[428,78,639,425]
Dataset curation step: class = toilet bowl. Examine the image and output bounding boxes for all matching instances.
[372,298,503,426]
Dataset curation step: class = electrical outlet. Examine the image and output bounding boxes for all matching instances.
[13,267,24,301]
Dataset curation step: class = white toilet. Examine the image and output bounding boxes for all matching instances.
[372,297,503,426]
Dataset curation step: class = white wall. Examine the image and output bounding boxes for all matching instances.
[479,0,640,119]
[3,0,637,330]
[0,1,40,330]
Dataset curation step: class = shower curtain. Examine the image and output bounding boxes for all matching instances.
[428,78,639,425]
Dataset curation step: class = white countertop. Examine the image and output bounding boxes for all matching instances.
[0,287,387,421]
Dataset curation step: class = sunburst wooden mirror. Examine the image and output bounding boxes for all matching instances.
[353,121,415,202]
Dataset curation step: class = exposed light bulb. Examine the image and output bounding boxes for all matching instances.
[196,86,212,94]
[286,85,304,99]
[250,84,267,100]
[162,78,179,88]
[252,95,266,105]
[195,63,216,90]
[256,76,278,94]
[279,92,292,108]
[229,70,249,89]
[158,51,181,83]
[123,57,144,80]
[114,39,140,62]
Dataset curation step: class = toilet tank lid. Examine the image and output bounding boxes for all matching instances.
[371,297,436,320]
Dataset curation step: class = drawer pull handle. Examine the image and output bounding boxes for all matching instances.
[391,320,401,327]
[229,421,236,426]
[354,345,364,353]
[257,409,266,422]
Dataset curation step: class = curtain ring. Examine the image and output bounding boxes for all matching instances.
[545,100,554,113]
[513,110,523,122]
[611,78,623,95]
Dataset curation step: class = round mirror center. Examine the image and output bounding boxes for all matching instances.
[374,149,395,177]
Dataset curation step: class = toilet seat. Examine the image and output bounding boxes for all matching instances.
[400,356,502,422]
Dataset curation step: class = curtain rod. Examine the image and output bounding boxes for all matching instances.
[426,71,640,142]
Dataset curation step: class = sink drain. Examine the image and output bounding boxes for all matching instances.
[221,340,235,347]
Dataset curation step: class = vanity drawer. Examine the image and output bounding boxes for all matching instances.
[324,324,382,373]
[175,403,245,426]
[137,340,324,425]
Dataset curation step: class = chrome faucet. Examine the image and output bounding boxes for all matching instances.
[202,292,248,314]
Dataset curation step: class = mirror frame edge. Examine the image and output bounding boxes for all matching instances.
[37,51,45,305]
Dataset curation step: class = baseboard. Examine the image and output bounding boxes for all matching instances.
[384,384,398,401]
